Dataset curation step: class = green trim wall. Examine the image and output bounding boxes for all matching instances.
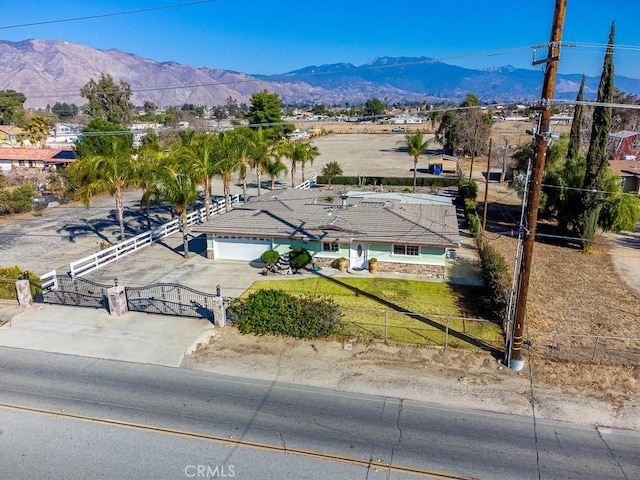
[207,234,448,266]
[274,239,446,266]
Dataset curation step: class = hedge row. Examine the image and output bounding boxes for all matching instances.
[227,289,342,339]
[477,242,510,320]
[316,175,460,188]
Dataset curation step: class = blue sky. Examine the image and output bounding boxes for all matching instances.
[2,0,640,79]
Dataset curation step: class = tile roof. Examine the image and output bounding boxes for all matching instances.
[193,188,460,248]
[0,147,75,162]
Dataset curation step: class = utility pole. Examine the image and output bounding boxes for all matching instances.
[507,0,567,371]
[482,138,493,231]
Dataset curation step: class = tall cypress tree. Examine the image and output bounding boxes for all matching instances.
[578,22,615,250]
[567,75,585,163]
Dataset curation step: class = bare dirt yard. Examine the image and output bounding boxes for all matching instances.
[189,122,640,430]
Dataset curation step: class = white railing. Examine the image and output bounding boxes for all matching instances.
[294,174,317,190]
[69,195,241,278]
[40,269,58,291]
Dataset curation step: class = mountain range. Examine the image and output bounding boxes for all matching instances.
[2,39,640,108]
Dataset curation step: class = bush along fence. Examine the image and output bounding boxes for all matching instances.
[316,175,461,189]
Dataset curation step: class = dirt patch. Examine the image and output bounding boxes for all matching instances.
[185,326,640,430]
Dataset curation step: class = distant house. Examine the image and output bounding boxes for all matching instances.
[0,148,75,172]
[607,131,640,160]
[609,160,640,195]
[391,114,422,124]
[192,189,460,277]
[0,126,24,146]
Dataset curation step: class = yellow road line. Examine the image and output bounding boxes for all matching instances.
[0,402,478,480]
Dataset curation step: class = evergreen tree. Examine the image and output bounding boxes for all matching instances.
[578,23,615,250]
[566,75,585,163]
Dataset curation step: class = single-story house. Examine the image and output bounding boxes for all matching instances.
[0,147,75,172]
[192,189,460,276]
[0,126,24,145]
[609,160,640,195]
[607,130,640,161]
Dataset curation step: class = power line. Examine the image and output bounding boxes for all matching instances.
[0,1,218,30]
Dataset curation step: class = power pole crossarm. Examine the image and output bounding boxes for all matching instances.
[508,0,567,371]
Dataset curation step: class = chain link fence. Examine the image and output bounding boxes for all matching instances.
[527,332,640,365]
[338,306,504,352]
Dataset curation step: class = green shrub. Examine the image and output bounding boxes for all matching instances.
[459,180,478,201]
[477,243,510,319]
[0,185,35,216]
[464,198,478,216]
[0,266,41,300]
[289,247,312,271]
[468,214,480,236]
[228,289,342,338]
[260,250,280,267]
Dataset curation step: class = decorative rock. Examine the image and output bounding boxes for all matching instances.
[107,286,128,316]
[15,279,33,307]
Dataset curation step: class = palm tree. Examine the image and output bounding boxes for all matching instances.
[321,161,343,189]
[248,128,272,197]
[228,128,253,201]
[275,139,297,187]
[23,117,51,148]
[397,132,431,192]
[295,141,320,183]
[156,151,199,258]
[70,139,136,241]
[135,140,163,230]
[215,131,243,211]
[277,139,319,187]
[188,132,219,219]
[265,157,288,190]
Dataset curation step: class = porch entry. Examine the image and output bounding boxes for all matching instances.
[349,243,368,270]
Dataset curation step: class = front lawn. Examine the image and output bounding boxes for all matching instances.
[244,277,503,351]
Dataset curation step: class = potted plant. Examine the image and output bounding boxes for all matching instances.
[338,257,347,272]
[368,258,378,274]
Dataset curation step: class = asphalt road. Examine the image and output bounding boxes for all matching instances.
[1,347,638,480]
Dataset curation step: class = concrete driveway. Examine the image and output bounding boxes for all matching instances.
[0,304,214,367]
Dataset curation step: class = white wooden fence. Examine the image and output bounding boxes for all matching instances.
[60,174,317,279]
[69,195,240,278]
[294,174,317,190]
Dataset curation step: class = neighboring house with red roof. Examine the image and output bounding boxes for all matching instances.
[192,188,460,277]
[607,131,640,160]
[609,160,640,195]
[0,147,75,172]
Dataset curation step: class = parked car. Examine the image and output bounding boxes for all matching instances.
[392,127,406,133]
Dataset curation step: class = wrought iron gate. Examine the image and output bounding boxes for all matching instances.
[34,275,111,309]
[125,283,216,321]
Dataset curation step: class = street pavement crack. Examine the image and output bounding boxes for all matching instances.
[396,398,404,445]
[597,427,629,480]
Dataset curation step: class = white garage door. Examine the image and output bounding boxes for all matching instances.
[214,236,272,261]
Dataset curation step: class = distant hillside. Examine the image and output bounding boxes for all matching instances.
[0,39,327,108]
[2,39,640,108]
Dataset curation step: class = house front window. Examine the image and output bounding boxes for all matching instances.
[323,242,339,252]
[393,244,419,256]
